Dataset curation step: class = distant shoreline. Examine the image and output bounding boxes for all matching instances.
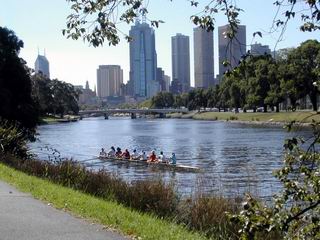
[166,111,317,127]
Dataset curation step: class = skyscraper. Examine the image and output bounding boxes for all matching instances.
[171,33,190,93]
[129,19,158,98]
[35,54,50,78]
[218,24,246,78]
[251,42,271,56]
[193,27,215,88]
[97,65,123,98]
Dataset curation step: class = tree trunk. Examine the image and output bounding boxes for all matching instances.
[263,105,267,113]
[309,92,318,112]
[276,104,280,112]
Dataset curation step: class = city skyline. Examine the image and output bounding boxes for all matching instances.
[1,0,319,89]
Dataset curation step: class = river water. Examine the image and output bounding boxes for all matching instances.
[29,117,309,199]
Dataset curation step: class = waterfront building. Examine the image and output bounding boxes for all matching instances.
[97,65,123,98]
[218,24,246,78]
[35,53,50,78]
[164,75,171,92]
[129,19,158,98]
[251,42,271,56]
[77,81,97,105]
[171,33,190,93]
[156,68,166,91]
[193,27,215,88]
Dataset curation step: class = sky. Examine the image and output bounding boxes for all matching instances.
[1,0,319,89]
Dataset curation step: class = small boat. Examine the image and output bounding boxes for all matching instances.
[98,156,201,173]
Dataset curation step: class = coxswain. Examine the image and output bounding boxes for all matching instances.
[170,153,177,165]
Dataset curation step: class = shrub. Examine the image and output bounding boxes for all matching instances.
[0,120,29,158]
[230,116,238,121]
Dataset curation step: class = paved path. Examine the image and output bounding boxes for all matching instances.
[0,181,127,240]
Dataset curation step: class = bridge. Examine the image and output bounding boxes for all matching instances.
[78,108,189,119]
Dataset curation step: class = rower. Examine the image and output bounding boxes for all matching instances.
[170,153,177,165]
[99,148,107,158]
[147,150,157,163]
[158,151,168,164]
[122,149,130,159]
[131,149,139,160]
[115,147,122,158]
[107,146,116,158]
[140,151,147,161]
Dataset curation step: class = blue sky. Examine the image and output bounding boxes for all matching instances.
[1,0,319,89]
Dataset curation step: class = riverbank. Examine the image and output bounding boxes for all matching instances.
[167,111,319,126]
[40,115,80,124]
[0,163,206,240]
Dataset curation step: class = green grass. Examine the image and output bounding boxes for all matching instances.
[0,163,207,240]
[192,111,320,123]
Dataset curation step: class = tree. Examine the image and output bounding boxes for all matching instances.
[151,92,174,108]
[63,0,320,47]
[50,79,80,117]
[0,27,39,137]
[287,40,320,111]
[31,74,80,117]
[230,121,320,239]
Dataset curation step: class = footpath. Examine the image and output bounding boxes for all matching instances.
[0,180,127,240]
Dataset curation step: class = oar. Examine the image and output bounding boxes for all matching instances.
[80,157,100,163]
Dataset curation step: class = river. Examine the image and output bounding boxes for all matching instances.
[29,117,309,199]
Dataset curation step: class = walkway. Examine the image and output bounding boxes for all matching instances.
[0,181,127,240]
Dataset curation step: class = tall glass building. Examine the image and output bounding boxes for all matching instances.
[193,27,215,88]
[129,20,158,98]
[35,54,50,78]
[171,33,190,93]
[218,24,246,79]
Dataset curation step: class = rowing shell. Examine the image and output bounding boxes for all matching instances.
[98,156,201,173]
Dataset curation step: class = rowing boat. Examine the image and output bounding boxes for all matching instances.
[98,156,201,173]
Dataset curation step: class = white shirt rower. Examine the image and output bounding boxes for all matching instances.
[131,149,139,160]
[158,151,168,163]
[107,146,116,158]
[140,151,147,161]
[99,148,107,158]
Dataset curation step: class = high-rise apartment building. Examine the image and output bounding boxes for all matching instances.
[251,42,271,56]
[218,24,246,78]
[129,19,158,98]
[171,33,190,93]
[97,65,123,98]
[35,54,50,78]
[193,27,215,88]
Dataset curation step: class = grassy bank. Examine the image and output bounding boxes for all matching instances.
[0,155,240,239]
[188,111,320,123]
[0,163,206,240]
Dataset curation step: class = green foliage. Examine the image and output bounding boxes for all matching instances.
[151,92,174,108]
[0,27,39,135]
[64,1,320,47]
[32,73,80,117]
[287,40,320,111]
[0,120,29,158]
[230,120,320,239]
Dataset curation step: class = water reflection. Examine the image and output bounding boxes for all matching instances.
[29,117,309,199]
